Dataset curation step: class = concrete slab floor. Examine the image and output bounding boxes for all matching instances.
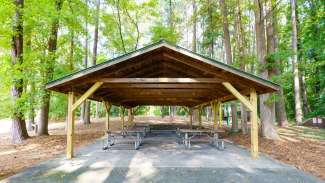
[1,133,324,183]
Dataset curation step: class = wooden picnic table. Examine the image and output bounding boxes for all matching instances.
[177,128,224,150]
[103,126,147,150]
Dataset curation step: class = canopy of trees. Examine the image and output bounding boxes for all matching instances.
[0,0,324,142]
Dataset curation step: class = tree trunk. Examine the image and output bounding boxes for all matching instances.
[220,0,237,130]
[11,0,29,143]
[26,27,35,132]
[234,0,248,133]
[192,0,197,52]
[266,0,288,126]
[37,0,63,136]
[82,0,91,124]
[254,0,279,139]
[83,100,90,124]
[299,73,310,115]
[93,0,101,120]
[290,0,303,125]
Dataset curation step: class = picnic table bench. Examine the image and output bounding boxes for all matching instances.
[103,126,147,150]
[176,128,224,150]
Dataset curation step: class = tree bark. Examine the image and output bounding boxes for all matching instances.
[192,0,197,52]
[220,0,237,130]
[82,0,91,124]
[266,0,288,126]
[116,0,126,53]
[37,0,63,136]
[93,0,101,120]
[11,0,29,143]
[290,0,303,125]
[254,0,280,139]
[299,73,310,115]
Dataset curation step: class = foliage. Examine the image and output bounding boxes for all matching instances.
[0,0,323,126]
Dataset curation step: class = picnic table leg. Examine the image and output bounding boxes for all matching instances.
[184,132,188,148]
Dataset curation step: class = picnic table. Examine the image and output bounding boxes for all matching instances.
[176,128,224,150]
[103,126,147,150]
[133,123,151,136]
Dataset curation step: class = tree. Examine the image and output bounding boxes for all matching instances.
[37,0,64,135]
[11,0,29,143]
[220,0,238,131]
[81,0,91,124]
[93,0,101,120]
[265,0,288,127]
[234,0,248,134]
[254,0,279,139]
[290,0,303,125]
[192,0,197,52]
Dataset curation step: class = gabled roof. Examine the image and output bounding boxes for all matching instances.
[46,40,280,107]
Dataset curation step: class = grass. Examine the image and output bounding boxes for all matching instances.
[277,125,325,141]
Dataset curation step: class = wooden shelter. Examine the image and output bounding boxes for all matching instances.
[46,40,280,160]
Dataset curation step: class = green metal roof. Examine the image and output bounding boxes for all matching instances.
[46,39,280,91]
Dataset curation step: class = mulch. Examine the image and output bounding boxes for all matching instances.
[226,133,325,180]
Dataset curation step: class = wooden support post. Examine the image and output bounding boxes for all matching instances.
[120,106,125,130]
[250,88,259,159]
[72,82,103,111]
[222,81,259,159]
[66,82,103,159]
[127,108,134,127]
[104,101,111,131]
[222,82,254,112]
[212,101,217,130]
[189,108,193,129]
[198,106,202,127]
[219,101,223,128]
[67,92,75,159]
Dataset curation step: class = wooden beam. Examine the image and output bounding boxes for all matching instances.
[120,107,125,130]
[98,78,223,84]
[198,106,202,127]
[222,82,254,112]
[219,101,223,128]
[72,82,103,111]
[189,108,193,129]
[67,92,75,159]
[104,101,112,131]
[250,88,259,159]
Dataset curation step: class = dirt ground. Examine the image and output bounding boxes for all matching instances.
[0,116,324,180]
[225,126,325,180]
[0,118,123,180]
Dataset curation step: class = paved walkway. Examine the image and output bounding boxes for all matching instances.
[1,133,323,183]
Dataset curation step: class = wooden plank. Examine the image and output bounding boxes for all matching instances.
[250,88,259,159]
[72,82,103,111]
[98,78,223,84]
[198,106,202,127]
[219,101,223,128]
[189,108,193,129]
[67,92,75,159]
[120,107,125,130]
[100,83,224,89]
[222,82,254,112]
[104,101,112,131]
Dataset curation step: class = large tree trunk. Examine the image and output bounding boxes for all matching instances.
[266,0,288,126]
[290,0,303,125]
[254,0,279,139]
[234,0,248,133]
[299,73,310,115]
[93,0,101,120]
[82,0,91,124]
[192,0,197,52]
[37,0,63,136]
[220,0,237,130]
[11,0,29,143]
[26,27,35,132]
